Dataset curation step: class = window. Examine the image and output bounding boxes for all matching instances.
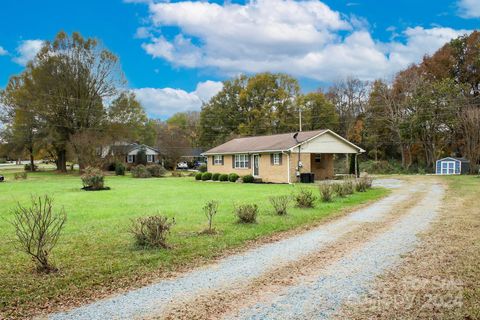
[234,154,249,169]
[273,153,281,165]
[214,155,223,165]
[147,155,154,163]
[127,155,134,163]
[315,154,322,163]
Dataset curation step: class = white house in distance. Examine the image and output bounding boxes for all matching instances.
[101,142,160,166]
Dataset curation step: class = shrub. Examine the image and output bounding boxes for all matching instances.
[202,200,219,233]
[295,188,316,208]
[198,164,207,173]
[202,172,213,181]
[130,215,175,248]
[228,173,239,182]
[195,172,203,180]
[234,203,258,223]
[343,178,355,195]
[115,162,125,176]
[356,175,373,192]
[24,163,38,171]
[219,174,229,181]
[212,173,220,181]
[242,174,255,183]
[107,162,116,171]
[319,183,334,202]
[10,195,67,273]
[270,195,290,215]
[147,164,167,177]
[81,167,105,190]
[131,165,151,178]
[14,172,27,180]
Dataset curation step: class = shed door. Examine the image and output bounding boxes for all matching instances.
[441,161,455,175]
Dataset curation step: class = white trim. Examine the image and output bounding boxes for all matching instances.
[288,129,365,153]
[234,153,249,169]
[272,153,281,165]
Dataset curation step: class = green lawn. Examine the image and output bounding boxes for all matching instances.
[0,170,387,317]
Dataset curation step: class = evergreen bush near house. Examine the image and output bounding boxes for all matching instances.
[115,162,125,176]
[219,174,229,181]
[319,183,333,202]
[228,173,239,182]
[201,172,213,181]
[234,203,258,223]
[135,147,148,165]
[147,164,167,177]
[198,164,207,173]
[195,172,203,180]
[242,174,254,183]
[294,188,316,208]
[81,167,106,190]
[131,165,151,178]
[130,215,175,248]
[212,173,220,181]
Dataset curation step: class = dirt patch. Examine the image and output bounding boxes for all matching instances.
[154,187,426,320]
[335,177,480,319]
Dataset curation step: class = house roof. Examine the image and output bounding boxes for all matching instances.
[111,143,159,155]
[437,157,470,163]
[203,130,331,154]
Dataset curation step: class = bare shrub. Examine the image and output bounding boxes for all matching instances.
[356,175,373,192]
[147,164,167,177]
[270,195,290,215]
[81,167,105,190]
[343,178,355,195]
[202,200,219,234]
[131,165,151,178]
[14,172,27,180]
[10,195,67,273]
[294,188,316,208]
[130,215,175,248]
[234,203,258,223]
[332,182,348,198]
[319,183,334,202]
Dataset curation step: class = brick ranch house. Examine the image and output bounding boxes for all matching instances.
[202,129,364,183]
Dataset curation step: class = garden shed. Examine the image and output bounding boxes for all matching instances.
[435,157,470,175]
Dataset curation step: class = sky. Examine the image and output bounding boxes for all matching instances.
[0,0,478,119]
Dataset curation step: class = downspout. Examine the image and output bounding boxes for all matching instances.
[354,153,358,178]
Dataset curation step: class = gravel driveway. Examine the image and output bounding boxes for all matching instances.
[48,178,444,320]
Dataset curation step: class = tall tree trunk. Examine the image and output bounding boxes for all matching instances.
[56,149,67,172]
[29,153,35,172]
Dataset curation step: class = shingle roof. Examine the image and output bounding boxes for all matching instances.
[203,130,327,154]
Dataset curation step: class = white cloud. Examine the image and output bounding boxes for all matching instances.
[13,40,44,66]
[133,80,223,118]
[0,46,8,56]
[457,0,480,18]
[135,0,470,81]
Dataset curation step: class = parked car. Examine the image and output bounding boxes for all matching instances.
[176,161,189,169]
[194,161,207,169]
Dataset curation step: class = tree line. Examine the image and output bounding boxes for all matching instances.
[1,31,479,173]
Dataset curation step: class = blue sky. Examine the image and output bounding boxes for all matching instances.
[0,0,478,118]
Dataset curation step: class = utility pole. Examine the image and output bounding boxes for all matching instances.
[298,107,302,132]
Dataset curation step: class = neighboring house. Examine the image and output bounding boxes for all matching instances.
[102,142,160,165]
[435,157,470,175]
[202,129,364,183]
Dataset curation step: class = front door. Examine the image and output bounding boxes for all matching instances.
[253,154,260,176]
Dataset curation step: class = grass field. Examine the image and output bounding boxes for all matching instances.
[0,170,387,318]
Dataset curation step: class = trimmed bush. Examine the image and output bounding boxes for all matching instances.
[115,162,125,176]
[147,164,167,177]
[270,195,290,215]
[131,165,151,178]
[219,174,229,181]
[24,163,38,171]
[212,173,221,181]
[195,172,203,180]
[242,174,255,183]
[201,172,213,181]
[234,203,258,223]
[228,173,239,182]
[14,172,27,180]
[198,164,207,173]
[319,183,334,202]
[130,215,175,248]
[356,175,373,192]
[295,188,316,208]
[81,167,105,190]
[10,195,67,273]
